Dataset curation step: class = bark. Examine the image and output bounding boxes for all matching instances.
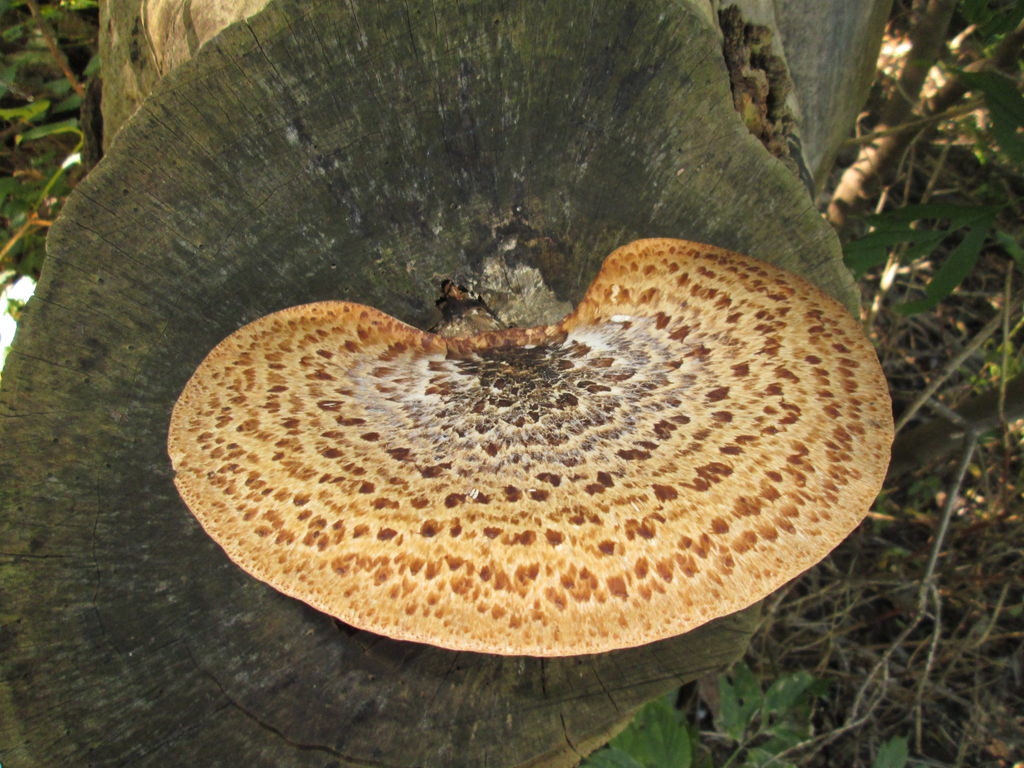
[773,0,893,190]
[826,0,960,233]
[3,0,876,766]
[99,0,270,150]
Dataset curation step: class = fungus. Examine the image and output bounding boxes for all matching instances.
[168,238,892,656]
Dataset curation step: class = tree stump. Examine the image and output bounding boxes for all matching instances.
[2,1,881,765]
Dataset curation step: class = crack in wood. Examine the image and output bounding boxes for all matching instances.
[182,643,348,759]
[590,666,620,714]
[559,712,580,758]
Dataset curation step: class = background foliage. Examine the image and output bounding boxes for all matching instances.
[0,0,94,369]
[1,0,1022,765]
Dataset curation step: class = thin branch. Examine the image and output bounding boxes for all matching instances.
[827,0,960,233]
[894,291,1024,433]
[917,436,976,609]
[25,0,86,99]
[842,100,982,146]
[0,213,53,268]
[769,435,977,765]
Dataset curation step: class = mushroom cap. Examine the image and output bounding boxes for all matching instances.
[168,238,893,656]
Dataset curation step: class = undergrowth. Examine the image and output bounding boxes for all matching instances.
[1,0,1022,766]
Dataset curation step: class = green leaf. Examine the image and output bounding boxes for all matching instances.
[0,99,50,122]
[606,695,693,768]
[957,70,1024,164]
[743,745,797,768]
[843,222,949,279]
[582,747,647,768]
[0,176,22,201]
[871,736,909,768]
[84,53,101,77]
[995,230,1024,273]
[54,93,83,114]
[44,77,73,97]
[719,664,762,741]
[898,210,996,314]
[17,117,80,143]
[844,203,1003,310]
[763,671,815,721]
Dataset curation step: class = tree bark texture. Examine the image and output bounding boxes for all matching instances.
[773,0,893,190]
[99,0,270,149]
[3,1,867,766]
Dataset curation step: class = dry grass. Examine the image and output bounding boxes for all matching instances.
[737,14,1024,764]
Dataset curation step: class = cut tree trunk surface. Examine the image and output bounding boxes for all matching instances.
[2,1,859,766]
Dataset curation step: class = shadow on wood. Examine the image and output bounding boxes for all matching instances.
[1,0,859,765]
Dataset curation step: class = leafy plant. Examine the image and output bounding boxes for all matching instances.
[871,736,909,768]
[842,203,1004,314]
[581,668,913,768]
[714,663,827,768]
[1,0,97,289]
[582,693,699,768]
[956,68,1024,168]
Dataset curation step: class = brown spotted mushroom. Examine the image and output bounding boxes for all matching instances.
[168,238,893,656]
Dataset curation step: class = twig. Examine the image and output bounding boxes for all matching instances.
[0,213,53,267]
[917,435,976,608]
[767,434,978,765]
[25,0,86,99]
[894,293,1024,433]
[827,0,960,232]
[998,265,1013,510]
[841,100,982,146]
[913,584,942,752]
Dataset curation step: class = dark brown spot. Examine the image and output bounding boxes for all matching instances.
[420,520,439,537]
[536,472,562,486]
[652,484,678,501]
[706,386,730,402]
[606,575,628,598]
[617,449,651,461]
[598,540,615,555]
[513,530,536,546]
[545,587,567,610]
[377,528,398,541]
[669,325,692,342]
[545,529,564,546]
[419,463,451,479]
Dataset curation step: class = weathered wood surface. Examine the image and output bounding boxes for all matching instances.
[3,0,861,765]
[99,0,270,148]
[774,0,893,189]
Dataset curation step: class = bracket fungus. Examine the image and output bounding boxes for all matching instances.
[168,238,892,656]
